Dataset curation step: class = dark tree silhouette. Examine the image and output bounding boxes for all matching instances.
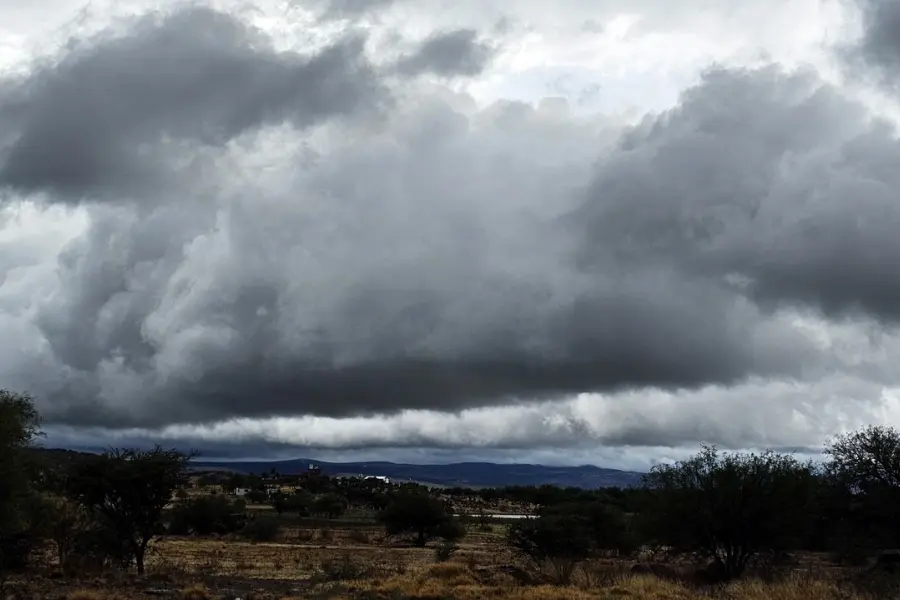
[0,390,42,575]
[640,446,816,580]
[379,492,464,547]
[825,425,900,552]
[506,514,593,584]
[64,447,191,574]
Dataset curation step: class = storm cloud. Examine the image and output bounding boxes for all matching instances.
[1,0,900,462]
[845,0,900,87]
[0,6,386,198]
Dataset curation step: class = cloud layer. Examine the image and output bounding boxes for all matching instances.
[1,0,900,464]
[0,7,387,198]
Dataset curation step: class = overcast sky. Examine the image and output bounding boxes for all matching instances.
[2,0,900,471]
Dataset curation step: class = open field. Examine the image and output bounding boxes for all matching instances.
[6,509,897,600]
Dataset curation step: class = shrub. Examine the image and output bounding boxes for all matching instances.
[168,496,246,536]
[312,493,349,519]
[241,515,280,542]
[346,529,370,544]
[317,528,334,542]
[640,446,817,581]
[434,540,459,562]
[507,516,592,584]
[379,493,465,547]
[316,553,371,581]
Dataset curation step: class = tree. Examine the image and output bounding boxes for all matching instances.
[271,493,290,517]
[538,501,636,557]
[242,515,281,542]
[64,447,191,574]
[44,497,93,572]
[507,515,593,584]
[0,390,42,575]
[168,496,246,535]
[312,493,348,519]
[294,491,314,517]
[379,492,464,547]
[824,425,900,552]
[640,446,816,580]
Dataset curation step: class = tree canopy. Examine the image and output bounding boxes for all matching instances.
[640,446,817,580]
[64,447,191,574]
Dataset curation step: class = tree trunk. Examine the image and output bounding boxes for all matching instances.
[135,543,147,575]
[416,529,426,547]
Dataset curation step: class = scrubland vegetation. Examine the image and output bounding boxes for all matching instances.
[5,388,900,599]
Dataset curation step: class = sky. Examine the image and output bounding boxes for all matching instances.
[2,0,900,472]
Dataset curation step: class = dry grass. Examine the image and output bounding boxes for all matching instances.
[336,561,876,600]
[18,513,888,600]
[180,584,211,600]
[66,591,105,600]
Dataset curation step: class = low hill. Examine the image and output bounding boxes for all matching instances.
[191,458,644,489]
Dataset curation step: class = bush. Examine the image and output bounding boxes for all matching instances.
[640,446,817,580]
[346,529,370,544]
[312,493,348,519]
[169,496,246,536]
[316,553,371,582]
[241,515,280,542]
[317,527,334,542]
[507,516,592,584]
[0,534,38,573]
[434,540,459,562]
[379,493,465,547]
[539,501,637,557]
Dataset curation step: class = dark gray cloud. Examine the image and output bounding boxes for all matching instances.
[0,5,387,198]
[396,29,495,77]
[2,3,900,441]
[845,0,900,86]
[10,66,854,429]
[574,65,900,321]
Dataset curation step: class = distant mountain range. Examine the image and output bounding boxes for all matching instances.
[191,458,645,489]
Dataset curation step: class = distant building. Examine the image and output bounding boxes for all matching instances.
[233,487,251,497]
[365,475,391,484]
[299,464,322,481]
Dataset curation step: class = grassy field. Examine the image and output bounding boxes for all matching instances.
[6,504,896,600]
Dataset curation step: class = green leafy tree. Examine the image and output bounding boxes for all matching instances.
[64,447,191,574]
[640,446,816,580]
[379,492,464,547]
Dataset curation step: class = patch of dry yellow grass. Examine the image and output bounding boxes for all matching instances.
[340,564,870,600]
[180,583,212,600]
[66,591,105,600]
[723,575,863,600]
